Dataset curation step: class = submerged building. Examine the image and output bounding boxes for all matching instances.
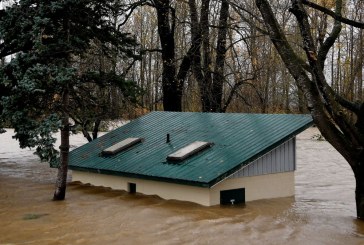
[68,111,313,206]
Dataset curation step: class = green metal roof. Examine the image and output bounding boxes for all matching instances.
[69,111,313,187]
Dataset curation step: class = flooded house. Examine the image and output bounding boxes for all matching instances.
[68,111,313,206]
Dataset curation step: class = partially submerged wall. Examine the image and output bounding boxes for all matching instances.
[72,170,294,206]
[72,171,211,206]
[209,172,295,206]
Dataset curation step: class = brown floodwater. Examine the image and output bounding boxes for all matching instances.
[1,128,364,244]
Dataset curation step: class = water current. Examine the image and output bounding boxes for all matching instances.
[0,127,364,244]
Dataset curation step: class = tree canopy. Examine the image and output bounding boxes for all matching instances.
[0,0,140,199]
[0,0,140,161]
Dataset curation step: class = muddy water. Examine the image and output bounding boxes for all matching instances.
[1,128,364,245]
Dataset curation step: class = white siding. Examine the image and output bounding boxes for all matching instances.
[72,171,211,206]
[73,170,294,206]
[210,172,295,205]
[228,137,296,179]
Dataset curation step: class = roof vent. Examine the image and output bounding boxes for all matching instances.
[102,137,142,156]
[167,141,212,161]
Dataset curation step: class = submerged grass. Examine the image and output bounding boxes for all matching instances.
[22,213,49,220]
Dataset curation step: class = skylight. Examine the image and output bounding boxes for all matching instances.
[167,141,212,161]
[102,137,142,156]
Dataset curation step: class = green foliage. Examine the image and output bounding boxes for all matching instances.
[0,0,140,162]
[80,71,142,103]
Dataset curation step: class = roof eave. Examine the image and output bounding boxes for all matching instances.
[69,165,211,188]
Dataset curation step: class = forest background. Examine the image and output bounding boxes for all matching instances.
[1,0,363,122]
[105,0,363,117]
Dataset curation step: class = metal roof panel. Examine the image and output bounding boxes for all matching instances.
[68,112,313,187]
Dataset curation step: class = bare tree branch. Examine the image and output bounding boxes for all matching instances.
[222,76,256,112]
[140,48,162,53]
[118,0,151,28]
[317,0,342,68]
[302,0,364,29]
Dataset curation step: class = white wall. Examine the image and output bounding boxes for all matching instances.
[210,172,295,205]
[72,171,294,206]
[72,171,211,206]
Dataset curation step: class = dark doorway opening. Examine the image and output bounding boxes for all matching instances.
[128,183,136,194]
[220,188,245,205]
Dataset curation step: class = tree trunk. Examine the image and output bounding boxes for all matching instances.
[53,89,70,201]
[92,118,101,140]
[256,0,364,218]
[212,0,229,112]
[154,0,183,112]
[354,163,364,219]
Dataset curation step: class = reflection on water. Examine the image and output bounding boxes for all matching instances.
[1,128,364,244]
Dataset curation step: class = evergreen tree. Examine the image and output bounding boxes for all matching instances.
[0,0,140,200]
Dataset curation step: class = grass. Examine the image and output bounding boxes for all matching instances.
[22,213,49,220]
